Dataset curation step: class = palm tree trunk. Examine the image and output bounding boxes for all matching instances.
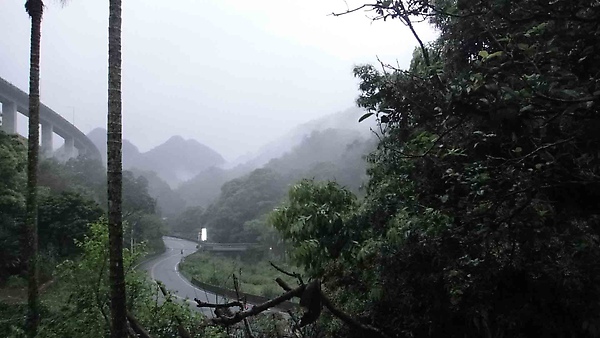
[107,0,127,336]
[24,1,43,336]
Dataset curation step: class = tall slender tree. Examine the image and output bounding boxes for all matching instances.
[107,0,127,336]
[24,1,43,336]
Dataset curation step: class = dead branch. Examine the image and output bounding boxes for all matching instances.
[514,137,575,164]
[233,274,255,338]
[275,277,292,292]
[127,323,138,338]
[197,275,391,338]
[195,299,244,309]
[269,261,304,284]
[330,1,444,86]
[330,3,377,17]
[210,285,306,326]
[176,323,193,338]
[126,311,153,338]
[319,290,391,338]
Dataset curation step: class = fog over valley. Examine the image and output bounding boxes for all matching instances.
[0,0,435,161]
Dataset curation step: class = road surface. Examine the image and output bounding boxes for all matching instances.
[139,236,223,317]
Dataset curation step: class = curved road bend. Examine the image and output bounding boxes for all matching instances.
[139,236,222,317]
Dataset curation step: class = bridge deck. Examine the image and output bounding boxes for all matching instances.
[0,76,101,160]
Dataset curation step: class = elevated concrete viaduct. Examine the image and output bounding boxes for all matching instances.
[0,76,101,161]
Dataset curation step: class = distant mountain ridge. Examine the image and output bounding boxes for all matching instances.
[171,107,376,211]
[86,128,225,187]
[227,107,375,169]
[86,107,375,216]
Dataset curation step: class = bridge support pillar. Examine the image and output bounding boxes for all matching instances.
[76,145,86,158]
[41,121,54,157]
[64,136,75,159]
[1,101,17,134]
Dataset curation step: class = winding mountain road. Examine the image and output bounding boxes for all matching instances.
[138,236,222,317]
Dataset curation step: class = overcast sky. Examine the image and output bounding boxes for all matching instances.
[0,0,437,161]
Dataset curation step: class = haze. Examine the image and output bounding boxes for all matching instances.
[0,0,436,161]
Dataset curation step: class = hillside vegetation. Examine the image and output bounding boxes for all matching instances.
[170,128,375,241]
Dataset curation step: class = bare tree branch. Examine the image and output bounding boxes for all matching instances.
[195,299,244,309]
[275,277,292,292]
[233,274,255,338]
[514,137,575,164]
[126,311,153,338]
[319,290,391,338]
[330,3,378,17]
[210,285,306,326]
[198,276,391,338]
[270,261,304,284]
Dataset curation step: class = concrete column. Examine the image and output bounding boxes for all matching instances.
[1,101,17,134]
[64,136,75,159]
[41,121,54,157]
[76,145,86,158]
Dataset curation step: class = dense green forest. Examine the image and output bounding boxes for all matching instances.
[268,0,600,336]
[2,0,600,337]
[0,131,165,281]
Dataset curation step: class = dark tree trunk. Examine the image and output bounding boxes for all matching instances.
[108,0,126,337]
[24,1,43,336]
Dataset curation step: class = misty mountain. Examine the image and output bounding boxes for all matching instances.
[266,128,363,175]
[264,127,375,193]
[168,108,376,212]
[174,166,249,211]
[228,107,375,169]
[86,129,226,187]
[128,168,186,218]
[171,128,376,241]
[86,127,142,169]
[134,135,225,187]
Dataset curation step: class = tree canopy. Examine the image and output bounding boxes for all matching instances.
[272,0,600,336]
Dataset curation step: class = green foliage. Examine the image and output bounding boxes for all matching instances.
[271,180,358,277]
[171,205,204,239]
[23,219,213,338]
[124,212,166,254]
[244,216,285,259]
[38,157,108,206]
[129,167,186,218]
[202,168,288,243]
[1,132,164,280]
[0,132,27,276]
[180,251,299,298]
[174,166,242,211]
[123,171,156,215]
[272,1,600,336]
[38,191,103,258]
[0,132,26,214]
[169,128,374,252]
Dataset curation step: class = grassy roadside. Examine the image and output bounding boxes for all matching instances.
[179,251,301,299]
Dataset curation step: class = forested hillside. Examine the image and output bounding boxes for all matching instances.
[87,129,225,187]
[169,128,376,240]
[0,131,166,282]
[172,109,375,213]
[230,107,375,169]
